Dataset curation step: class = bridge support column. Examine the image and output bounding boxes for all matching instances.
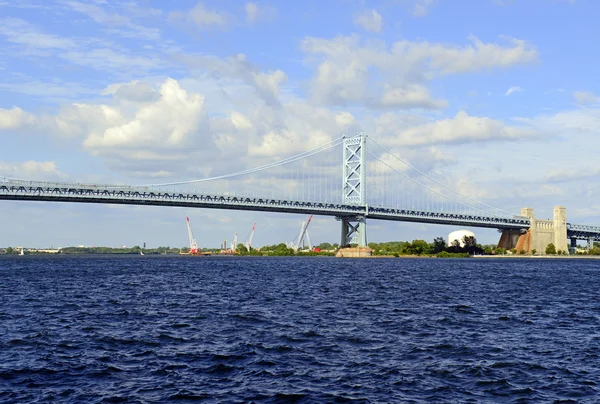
[337,132,372,257]
[569,238,578,255]
[340,216,367,247]
[588,238,594,251]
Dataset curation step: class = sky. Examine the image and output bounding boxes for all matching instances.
[1,0,600,249]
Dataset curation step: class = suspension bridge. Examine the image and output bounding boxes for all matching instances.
[1,133,599,252]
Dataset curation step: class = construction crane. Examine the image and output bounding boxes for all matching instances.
[289,216,313,252]
[245,223,256,251]
[186,216,199,255]
[232,233,238,253]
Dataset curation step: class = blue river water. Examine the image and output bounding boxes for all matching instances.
[1,255,599,403]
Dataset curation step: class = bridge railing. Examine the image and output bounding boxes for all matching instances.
[1,177,151,191]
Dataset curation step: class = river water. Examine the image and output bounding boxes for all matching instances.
[1,255,599,402]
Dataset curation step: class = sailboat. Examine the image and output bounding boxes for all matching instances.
[19,247,24,256]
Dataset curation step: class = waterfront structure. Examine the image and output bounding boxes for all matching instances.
[448,230,476,248]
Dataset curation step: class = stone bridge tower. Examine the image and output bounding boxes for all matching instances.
[498,206,568,254]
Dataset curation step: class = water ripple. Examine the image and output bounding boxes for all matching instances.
[1,255,599,402]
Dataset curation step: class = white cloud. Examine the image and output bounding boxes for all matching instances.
[505,86,522,96]
[5,76,358,181]
[101,80,158,103]
[0,77,97,100]
[61,1,160,40]
[0,107,37,130]
[378,85,447,109]
[83,78,206,151]
[0,18,165,78]
[354,10,383,33]
[60,47,165,76]
[169,2,228,30]
[413,0,437,16]
[573,91,599,104]
[0,161,67,180]
[0,18,76,49]
[379,110,539,147]
[175,53,287,106]
[243,101,360,158]
[514,108,600,134]
[302,35,537,106]
[545,167,600,183]
[245,2,277,24]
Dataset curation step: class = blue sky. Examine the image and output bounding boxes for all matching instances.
[1,0,599,249]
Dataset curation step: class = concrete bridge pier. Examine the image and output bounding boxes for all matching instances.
[498,206,569,254]
[336,215,372,257]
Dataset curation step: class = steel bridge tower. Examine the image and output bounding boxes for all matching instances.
[339,132,367,247]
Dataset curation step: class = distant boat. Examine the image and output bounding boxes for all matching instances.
[140,250,144,256]
[19,248,24,256]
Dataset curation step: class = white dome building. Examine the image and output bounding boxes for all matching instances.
[448,230,476,247]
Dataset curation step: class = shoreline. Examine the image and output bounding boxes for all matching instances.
[472,255,600,259]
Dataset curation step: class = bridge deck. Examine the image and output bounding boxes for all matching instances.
[1,181,599,240]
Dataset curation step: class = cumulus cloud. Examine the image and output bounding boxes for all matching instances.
[302,35,538,106]
[353,10,383,33]
[83,78,207,151]
[505,86,522,96]
[0,107,37,130]
[0,160,67,180]
[175,52,287,106]
[380,110,539,147]
[245,2,277,24]
[101,80,158,103]
[573,91,599,104]
[5,76,360,181]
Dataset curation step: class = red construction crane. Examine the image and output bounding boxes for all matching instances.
[245,223,256,251]
[186,216,199,255]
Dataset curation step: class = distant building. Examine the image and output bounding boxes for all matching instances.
[448,230,476,247]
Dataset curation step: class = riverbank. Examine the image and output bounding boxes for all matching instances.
[473,255,600,259]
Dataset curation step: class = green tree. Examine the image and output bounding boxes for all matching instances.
[317,242,333,251]
[546,243,556,255]
[531,248,537,255]
[432,237,446,254]
[237,243,248,255]
[511,248,517,255]
[519,249,526,255]
[5,247,13,255]
[589,246,600,255]
[408,239,430,255]
[462,235,477,249]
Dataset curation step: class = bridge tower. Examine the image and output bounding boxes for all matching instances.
[339,132,368,247]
